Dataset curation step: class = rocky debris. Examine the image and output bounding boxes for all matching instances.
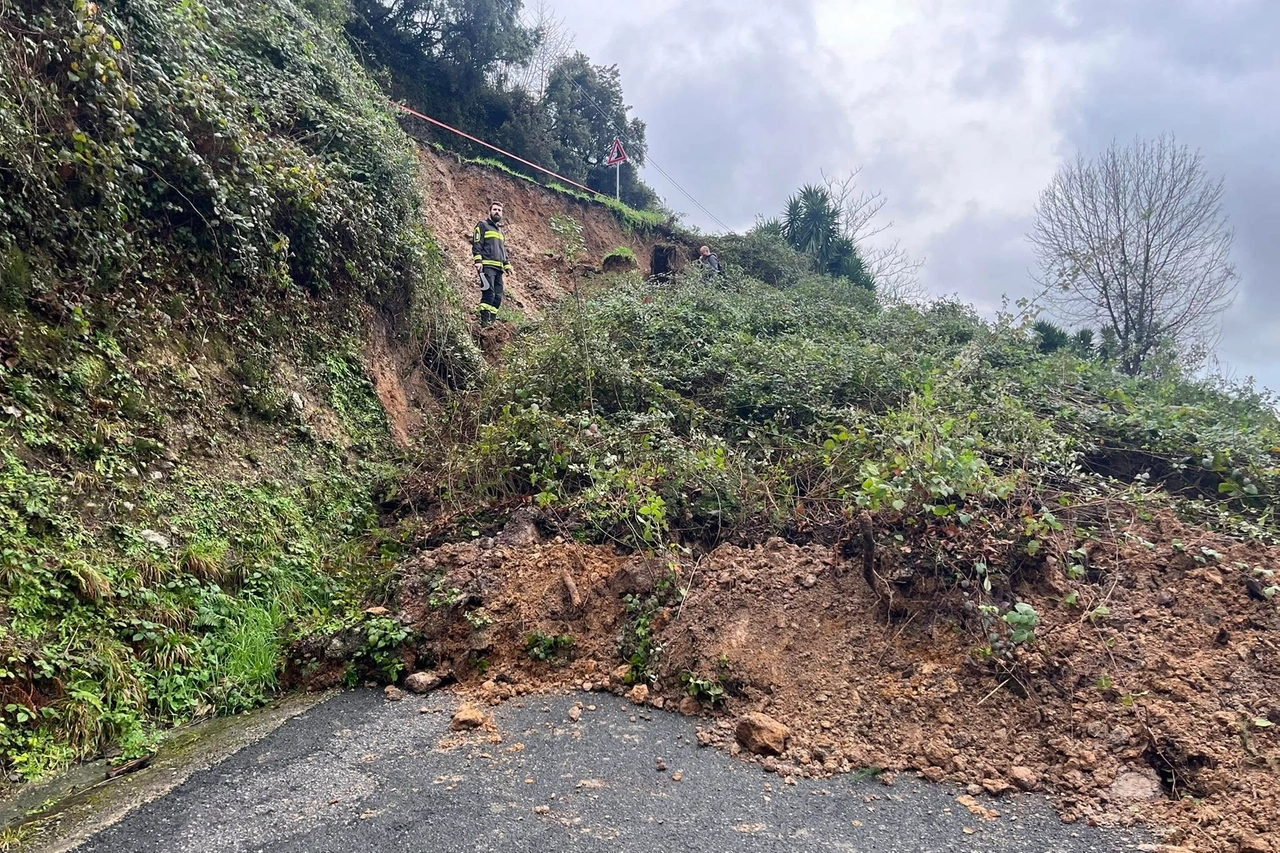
[379,519,1280,853]
[1008,766,1039,791]
[677,696,701,716]
[956,794,1000,821]
[404,671,444,694]
[364,606,391,617]
[140,530,171,550]
[654,758,667,772]
[735,712,789,756]
[450,704,487,731]
[981,778,1013,796]
[1239,834,1273,853]
[1107,769,1163,802]
[532,804,550,815]
[383,685,404,702]
[672,771,683,782]
[495,508,541,548]
[568,704,583,723]
[1108,725,1134,748]
[921,738,956,770]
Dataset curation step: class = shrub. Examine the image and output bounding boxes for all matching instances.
[603,246,638,264]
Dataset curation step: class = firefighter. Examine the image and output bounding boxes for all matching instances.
[473,201,513,326]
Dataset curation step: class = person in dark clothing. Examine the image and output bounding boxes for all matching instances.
[699,245,722,277]
[473,201,513,326]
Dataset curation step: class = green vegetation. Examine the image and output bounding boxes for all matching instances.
[348,0,663,211]
[603,246,638,265]
[0,0,472,781]
[422,261,1279,555]
[755,184,875,290]
[524,632,575,665]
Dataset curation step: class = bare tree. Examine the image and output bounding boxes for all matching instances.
[510,0,576,98]
[1029,134,1237,375]
[824,170,926,303]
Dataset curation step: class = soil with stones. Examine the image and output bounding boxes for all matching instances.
[287,510,1280,853]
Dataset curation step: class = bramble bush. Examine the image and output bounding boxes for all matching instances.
[422,265,1280,551]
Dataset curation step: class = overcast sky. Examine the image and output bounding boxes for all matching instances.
[548,0,1279,391]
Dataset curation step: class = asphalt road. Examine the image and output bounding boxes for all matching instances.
[77,690,1148,853]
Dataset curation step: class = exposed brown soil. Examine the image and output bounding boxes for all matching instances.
[293,509,1280,853]
[413,144,691,318]
[364,310,433,446]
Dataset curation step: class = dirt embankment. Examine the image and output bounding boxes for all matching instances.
[413,144,693,316]
[290,509,1279,853]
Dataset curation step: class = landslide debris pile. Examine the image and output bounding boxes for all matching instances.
[310,272,1280,853]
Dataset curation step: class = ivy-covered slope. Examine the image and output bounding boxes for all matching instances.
[0,0,475,781]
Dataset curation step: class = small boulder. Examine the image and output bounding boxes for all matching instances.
[140,530,171,550]
[495,508,541,547]
[1108,769,1163,803]
[677,696,701,717]
[626,684,650,705]
[384,685,404,702]
[735,712,790,756]
[404,671,443,694]
[450,704,487,731]
[1008,766,1039,791]
[981,778,1013,796]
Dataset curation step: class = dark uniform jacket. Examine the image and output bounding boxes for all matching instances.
[472,218,512,272]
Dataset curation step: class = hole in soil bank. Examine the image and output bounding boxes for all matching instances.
[1144,740,1212,798]
[650,244,679,280]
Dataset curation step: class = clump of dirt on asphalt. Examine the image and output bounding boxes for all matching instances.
[294,508,1279,853]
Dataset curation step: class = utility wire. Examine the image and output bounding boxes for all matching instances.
[566,76,732,233]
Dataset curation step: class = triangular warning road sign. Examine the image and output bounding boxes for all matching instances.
[606,137,628,166]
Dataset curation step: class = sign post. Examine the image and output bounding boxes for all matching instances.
[605,137,629,200]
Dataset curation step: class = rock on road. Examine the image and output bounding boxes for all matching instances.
[77,690,1148,852]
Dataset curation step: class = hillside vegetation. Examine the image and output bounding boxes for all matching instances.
[422,261,1280,553]
[0,0,474,779]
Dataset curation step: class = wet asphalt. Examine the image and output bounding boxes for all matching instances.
[76,689,1149,853]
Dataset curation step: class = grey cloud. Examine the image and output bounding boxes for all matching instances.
[555,0,851,230]
[1019,0,1280,385]
[552,0,1280,387]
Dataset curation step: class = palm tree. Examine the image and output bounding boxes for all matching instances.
[780,185,874,290]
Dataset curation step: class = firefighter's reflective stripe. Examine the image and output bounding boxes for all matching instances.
[483,231,504,241]
[480,259,507,268]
